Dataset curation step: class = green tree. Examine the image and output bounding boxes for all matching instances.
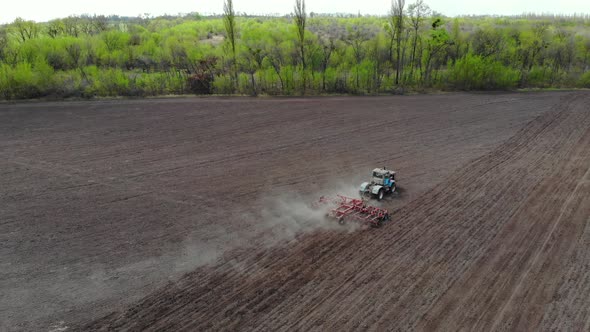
[63,16,81,37]
[517,22,549,86]
[223,0,238,91]
[0,28,8,61]
[344,25,369,91]
[408,0,429,82]
[47,20,65,38]
[471,27,505,59]
[294,0,307,94]
[318,36,335,91]
[390,0,405,85]
[12,18,39,43]
[422,17,451,85]
[1,12,589,99]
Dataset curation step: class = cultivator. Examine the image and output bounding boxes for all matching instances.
[317,195,391,228]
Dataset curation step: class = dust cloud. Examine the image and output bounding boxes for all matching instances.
[170,182,367,272]
[258,191,361,245]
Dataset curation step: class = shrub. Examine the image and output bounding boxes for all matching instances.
[51,70,83,97]
[82,66,130,97]
[212,74,233,94]
[526,66,551,88]
[0,62,48,99]
[447,54,520,90]
[136,73,168,96]
[578,71,590,88]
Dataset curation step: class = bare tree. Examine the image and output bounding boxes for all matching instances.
[223,0,238,91]
[294,0,307,94]
[91,15,109,34]
[390,0,406,85]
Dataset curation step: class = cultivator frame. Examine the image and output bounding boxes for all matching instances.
[317,195,390,228]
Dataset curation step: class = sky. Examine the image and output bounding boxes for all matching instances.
[1,0,588,24]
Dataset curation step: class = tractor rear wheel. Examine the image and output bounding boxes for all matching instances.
[377,189,384,201]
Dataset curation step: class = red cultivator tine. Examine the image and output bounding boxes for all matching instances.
[316,195,390,228]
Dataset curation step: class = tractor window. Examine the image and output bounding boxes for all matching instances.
[373,172,383,178]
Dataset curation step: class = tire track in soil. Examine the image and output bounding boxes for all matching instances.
[414,93,590,331]
[82,92,590,331]
[308,95,583,331]
[313,94,578,330]
[0,92,573,331]
[488,152,590,330]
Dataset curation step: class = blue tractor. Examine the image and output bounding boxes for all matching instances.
[359,167,397,201]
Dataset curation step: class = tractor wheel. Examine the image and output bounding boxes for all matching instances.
[377,189,384,201]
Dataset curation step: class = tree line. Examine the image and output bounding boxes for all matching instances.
[0,1,589,99]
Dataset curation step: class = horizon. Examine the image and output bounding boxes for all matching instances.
[1,0,588,24]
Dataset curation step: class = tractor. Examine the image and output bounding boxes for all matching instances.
[359,167,397,201]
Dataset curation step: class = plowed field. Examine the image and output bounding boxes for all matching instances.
[1,92,589,331]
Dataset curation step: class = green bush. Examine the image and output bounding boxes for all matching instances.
[0,15,589,100]
[136,73,168,96]
[447,55,520,90]
[212,74,233,94]
[526,66,551,88]
[99,68,130,96]
[51,70,84,97]
[82,66,130,97]
[0,61,55,99]
[578,71,590,88]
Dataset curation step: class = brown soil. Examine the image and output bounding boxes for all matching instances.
[1,92,588,331]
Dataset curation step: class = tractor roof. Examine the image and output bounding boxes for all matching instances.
[372,168,396,174]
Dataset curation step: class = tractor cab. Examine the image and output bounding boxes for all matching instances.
[371,168,396,185]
